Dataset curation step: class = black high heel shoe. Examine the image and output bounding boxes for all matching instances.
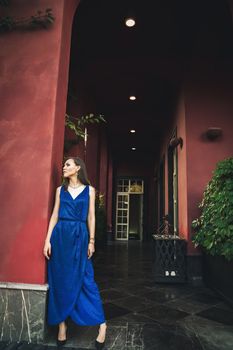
[95,324,107,349]
[57,338,67,347]
[95,339,105,350]
[57,324,67,347]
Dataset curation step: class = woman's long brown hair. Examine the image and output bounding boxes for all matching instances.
[63,156,90,190]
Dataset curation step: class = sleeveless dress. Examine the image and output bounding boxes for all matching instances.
[47,184,106,326]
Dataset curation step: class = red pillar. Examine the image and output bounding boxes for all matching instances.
[0,0,79,285]
[98,127,108,195]
[107,154,113,236]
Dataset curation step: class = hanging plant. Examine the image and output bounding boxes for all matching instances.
[65,113,106,140]
[95,191,107,242]
[0,8,55,32]
[192,157,233,261]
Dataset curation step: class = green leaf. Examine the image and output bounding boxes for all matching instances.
[192,157,233,261]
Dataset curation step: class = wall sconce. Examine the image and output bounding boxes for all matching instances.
[169,137,183,149]
[206,127,222,140]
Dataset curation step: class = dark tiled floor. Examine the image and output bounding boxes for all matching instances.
[1,241,233,349]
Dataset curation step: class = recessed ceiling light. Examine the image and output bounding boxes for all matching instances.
[130,129,136,133]
[125,18,136,27]
[129,95,136,101]
[131,147,136,151]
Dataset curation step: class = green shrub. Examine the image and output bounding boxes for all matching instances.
[192,157,233,261]
[95,192,107,241]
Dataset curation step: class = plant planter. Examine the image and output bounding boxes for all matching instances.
[152,235,187,283]
[203,253,233,306]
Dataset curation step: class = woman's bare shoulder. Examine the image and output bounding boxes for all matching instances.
[56,186,62,194]
[89,185,96,194]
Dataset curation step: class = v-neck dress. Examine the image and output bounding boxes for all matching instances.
[47,185,105,326]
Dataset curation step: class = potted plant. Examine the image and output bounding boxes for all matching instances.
[95,191,107,249]
[192,157,233,305]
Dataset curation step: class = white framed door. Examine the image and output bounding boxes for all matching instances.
[115,178,144,241]
[115,193,129,240]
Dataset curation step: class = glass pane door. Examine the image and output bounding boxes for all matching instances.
[116,194,129,240]
[129,194,143,240]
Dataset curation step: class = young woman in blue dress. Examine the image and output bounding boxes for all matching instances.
[43,157,107,349]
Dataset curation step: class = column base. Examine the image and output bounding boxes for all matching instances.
[0,282,48,343]
[186,255,204,287]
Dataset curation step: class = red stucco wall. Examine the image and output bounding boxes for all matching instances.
[107,155,113,232]
[65,83,102,187]
[98,127,108,195]
[185,71,233,254]
[0,0,79,284]
[159,69,233,255]
[66,123,113,233]
[65,77,113,230]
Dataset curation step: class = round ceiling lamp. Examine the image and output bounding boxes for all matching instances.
[129,95,136,101]
[125,18,136,27]
[130,129,136,133]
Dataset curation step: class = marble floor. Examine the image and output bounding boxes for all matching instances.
[2,241,233,350]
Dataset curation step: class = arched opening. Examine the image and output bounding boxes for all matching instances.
[65,0,182,244]
[64,0,233,248]
[42,3,233,344]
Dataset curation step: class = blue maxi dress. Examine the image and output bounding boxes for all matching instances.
[47,185,106,326]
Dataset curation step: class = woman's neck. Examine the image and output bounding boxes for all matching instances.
[68,177,83,188]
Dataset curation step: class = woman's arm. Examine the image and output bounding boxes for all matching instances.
[87,186,96,258]
[43,186,61,259]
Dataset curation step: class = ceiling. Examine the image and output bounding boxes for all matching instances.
[68,0,233,158]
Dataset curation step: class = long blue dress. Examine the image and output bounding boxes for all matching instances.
[47,184,106,326]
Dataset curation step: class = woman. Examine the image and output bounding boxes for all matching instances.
[43,157,107,349]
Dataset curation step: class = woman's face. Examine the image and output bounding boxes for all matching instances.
[63,159,80,178]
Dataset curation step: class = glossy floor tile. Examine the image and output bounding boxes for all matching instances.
[1,241,233,349]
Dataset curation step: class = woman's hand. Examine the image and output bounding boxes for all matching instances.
[43,241,51,260]
[87,242,95,259]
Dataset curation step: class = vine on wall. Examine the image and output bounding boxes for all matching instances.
[0,1,55,32]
